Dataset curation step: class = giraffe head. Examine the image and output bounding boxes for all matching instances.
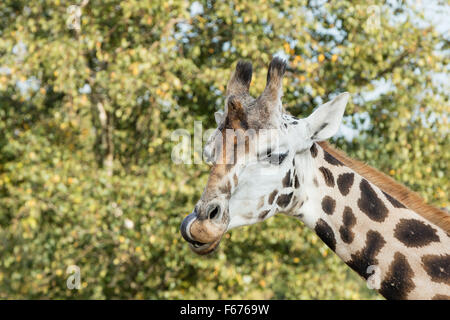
[180,58,350,255]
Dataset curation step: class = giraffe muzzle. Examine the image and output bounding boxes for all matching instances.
[180,212,205,246]
[180,210,226,255]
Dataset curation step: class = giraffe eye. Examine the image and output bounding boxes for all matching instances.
[259,150,289,165]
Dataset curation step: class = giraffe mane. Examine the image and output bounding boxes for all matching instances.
[318,141,450,234]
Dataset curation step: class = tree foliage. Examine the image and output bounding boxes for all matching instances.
[0,0,447,299]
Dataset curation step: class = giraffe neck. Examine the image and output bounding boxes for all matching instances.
[290,143,450,300]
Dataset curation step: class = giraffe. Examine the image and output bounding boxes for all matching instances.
[180,58,450,300]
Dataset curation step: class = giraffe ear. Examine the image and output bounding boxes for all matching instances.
[305,92,350,142]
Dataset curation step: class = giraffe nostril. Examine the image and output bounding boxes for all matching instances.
[208,205,220,220]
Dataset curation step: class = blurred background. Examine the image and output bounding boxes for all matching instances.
[0,0,448,299]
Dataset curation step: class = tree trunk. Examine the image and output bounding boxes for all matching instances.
[96,101,114,176]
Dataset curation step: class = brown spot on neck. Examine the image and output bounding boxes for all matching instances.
[339,207,356,244]
[421,254,450,285]
[337,172,354,196]
[277,192,294,208]
[268,190,278,205]
[321,196,336,215]
[347,230,386,280]
[358,179,389,222]
[314,219,336,251]
[294,174,300,189]
[259,209,271,220]
[323,150,343,166]
[282,170,292,188]
[394,219,440,248]
[380,252,415,300]
[319,166,335,187]
[383,191,406,208]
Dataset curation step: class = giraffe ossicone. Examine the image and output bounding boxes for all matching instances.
[180,58,450,300]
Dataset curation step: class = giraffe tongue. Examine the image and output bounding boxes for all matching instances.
[191,240,207,248]
[190,238,222,255]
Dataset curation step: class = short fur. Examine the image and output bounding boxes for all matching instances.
[318,141,450,233]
